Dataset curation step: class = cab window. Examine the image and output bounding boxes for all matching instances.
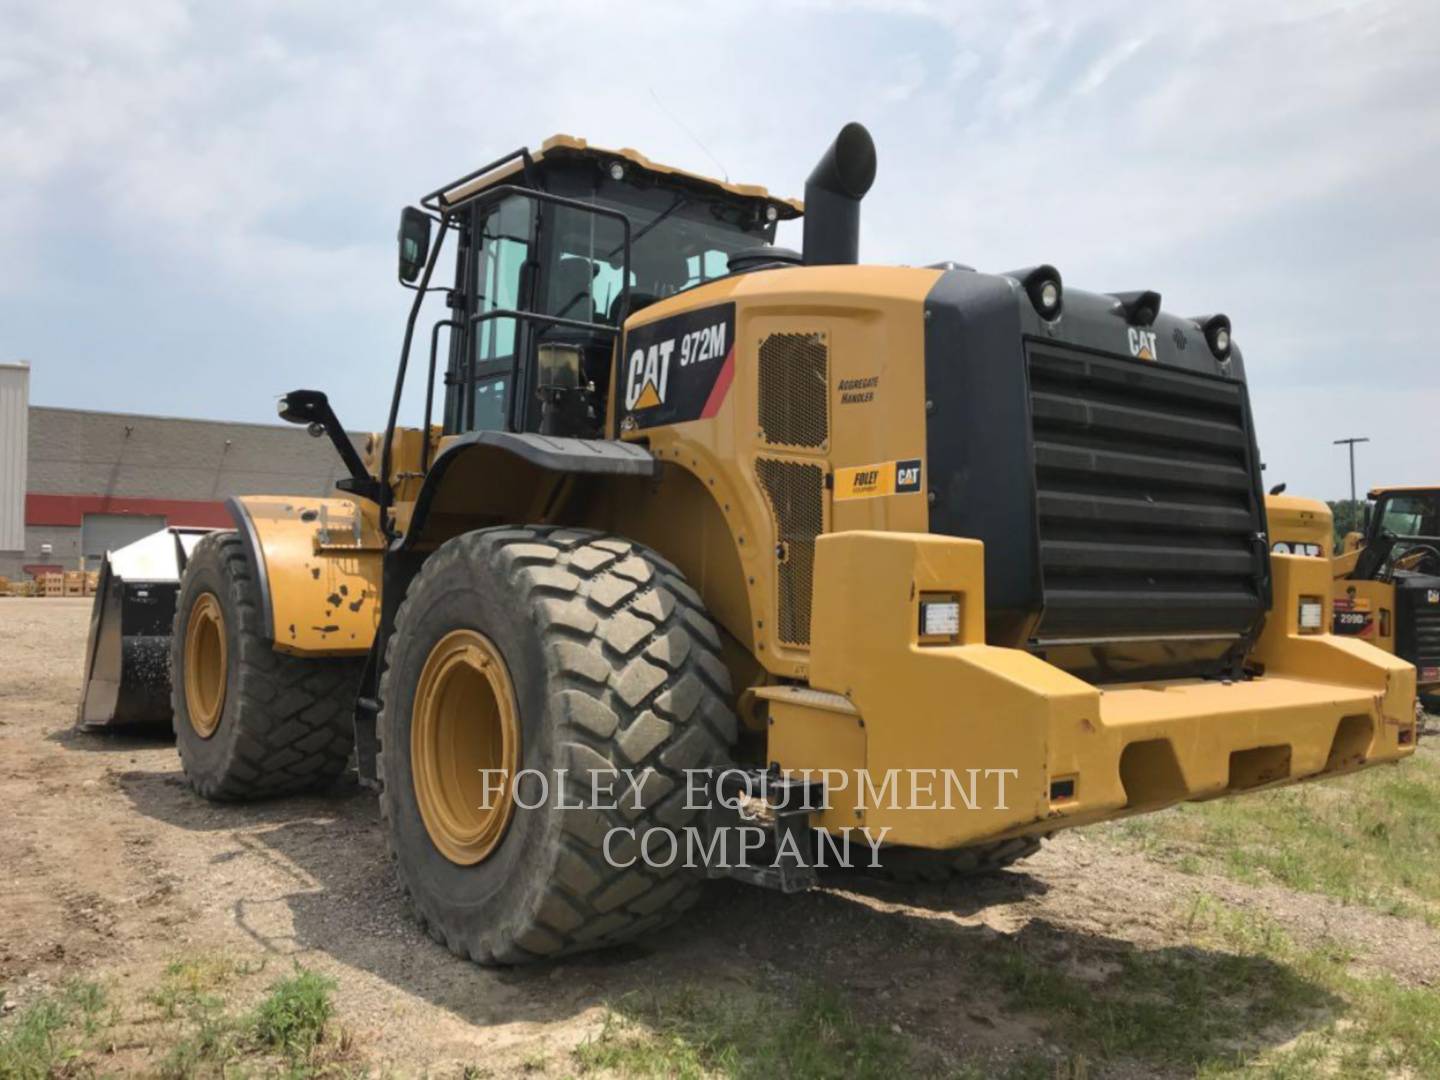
[467,196,534,430]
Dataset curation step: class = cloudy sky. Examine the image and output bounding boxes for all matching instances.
[3,0,1437,500]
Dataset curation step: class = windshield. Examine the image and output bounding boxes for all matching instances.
[540,179,776,324]
[1377,494,1440,539]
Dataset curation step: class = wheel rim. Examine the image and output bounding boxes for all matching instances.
[184,592,228,739]
[411,629,521,866]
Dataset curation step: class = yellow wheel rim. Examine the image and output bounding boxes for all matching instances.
[184,592,228,739]
[412,629,521,866]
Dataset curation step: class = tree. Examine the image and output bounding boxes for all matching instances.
[1327,499,1367,552]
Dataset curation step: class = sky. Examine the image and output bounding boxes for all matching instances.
[2,0,1438,501]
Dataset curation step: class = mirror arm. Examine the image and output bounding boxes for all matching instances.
[278,391,380,503]
[381,212,451,537]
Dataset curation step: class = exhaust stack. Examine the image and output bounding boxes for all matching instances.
[802,122,877,266]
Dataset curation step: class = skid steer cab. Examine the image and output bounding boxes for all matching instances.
[139,124,1416,967]
[1325,486,1440,708]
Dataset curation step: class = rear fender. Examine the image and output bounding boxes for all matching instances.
[227,495,383,656]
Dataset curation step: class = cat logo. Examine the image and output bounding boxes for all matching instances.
[1128,327,1159,361]
[625,341,672,410]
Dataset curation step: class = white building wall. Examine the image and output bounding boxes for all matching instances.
[0,362,28,554]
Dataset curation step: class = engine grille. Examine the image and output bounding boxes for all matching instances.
[755,457,824,645]
[1408,604,1440,669]
[1026,345,1267,644]
[758,333,828,449]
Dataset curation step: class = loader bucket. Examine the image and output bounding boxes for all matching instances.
[77,527,213,732]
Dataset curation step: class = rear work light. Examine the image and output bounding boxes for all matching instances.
[1299,596,1325,633]
[919,597,961,639]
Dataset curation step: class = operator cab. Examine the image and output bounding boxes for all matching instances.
[403,136,801,441]
[1357,487,1440,580]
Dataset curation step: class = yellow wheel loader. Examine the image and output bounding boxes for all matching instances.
[1265,487,1439,709]
[130,124,1416,964]
[1332,487,1440,707]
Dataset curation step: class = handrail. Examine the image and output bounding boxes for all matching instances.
[422,319,460,473]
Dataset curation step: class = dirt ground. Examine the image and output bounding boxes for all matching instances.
[2,597,1437,1077]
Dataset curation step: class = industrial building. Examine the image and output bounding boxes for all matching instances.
[0,361,359,580]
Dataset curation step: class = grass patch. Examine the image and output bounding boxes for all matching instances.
[1108,744,1440,923]
[250,967,338,1063]
[574,984,909,1079]
[1183,895,1440,1077]
[971,918,1333,1070]
[157,962,345,1079]
[0,979,109,1079]
[0,953,349,1079]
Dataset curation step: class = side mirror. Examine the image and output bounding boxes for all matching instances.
[398,207,432,284]
[277,389,330,425]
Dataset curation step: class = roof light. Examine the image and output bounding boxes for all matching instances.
[1192,314,1233,362]
[1010,264,1064,320]
[765,204,779,223]
[608,161,626,181]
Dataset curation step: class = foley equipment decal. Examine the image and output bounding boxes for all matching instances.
[834,458,923,501]
[621,303,735,429]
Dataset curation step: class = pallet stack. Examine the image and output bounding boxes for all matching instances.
[41,573,64,597]
[63,571,86,597]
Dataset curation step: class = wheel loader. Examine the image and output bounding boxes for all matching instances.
[1331,486,1440,708]
[87,123,1418,964]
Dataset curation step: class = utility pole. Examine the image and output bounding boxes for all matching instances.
[1333,436,1370,506]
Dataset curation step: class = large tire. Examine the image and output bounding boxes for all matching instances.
[377,526,737,965]
[171,532,362,800]
[856,837,1044,883]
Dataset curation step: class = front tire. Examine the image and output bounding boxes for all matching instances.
[377,527,737,965]
[171,532,362,800]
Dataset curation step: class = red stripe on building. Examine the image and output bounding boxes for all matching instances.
[699,346,736,419]
[25,493,232,528]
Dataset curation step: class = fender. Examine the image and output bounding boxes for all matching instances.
[226,495,383,656]
[401,431,657,548]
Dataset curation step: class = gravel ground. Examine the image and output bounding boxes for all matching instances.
[2,597,1436,1076]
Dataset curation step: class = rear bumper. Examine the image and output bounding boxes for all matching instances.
[772,533,1417,849]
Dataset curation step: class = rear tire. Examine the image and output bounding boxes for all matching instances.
[377,527,737,965]
[171,532,362,801]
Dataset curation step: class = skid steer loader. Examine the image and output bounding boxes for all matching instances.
[144,123,1415,964]
[1332,486,1440,708]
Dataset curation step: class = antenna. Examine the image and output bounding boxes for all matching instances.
[648,87,730,182]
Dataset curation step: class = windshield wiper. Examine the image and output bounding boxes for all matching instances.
[606,194,688,260]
